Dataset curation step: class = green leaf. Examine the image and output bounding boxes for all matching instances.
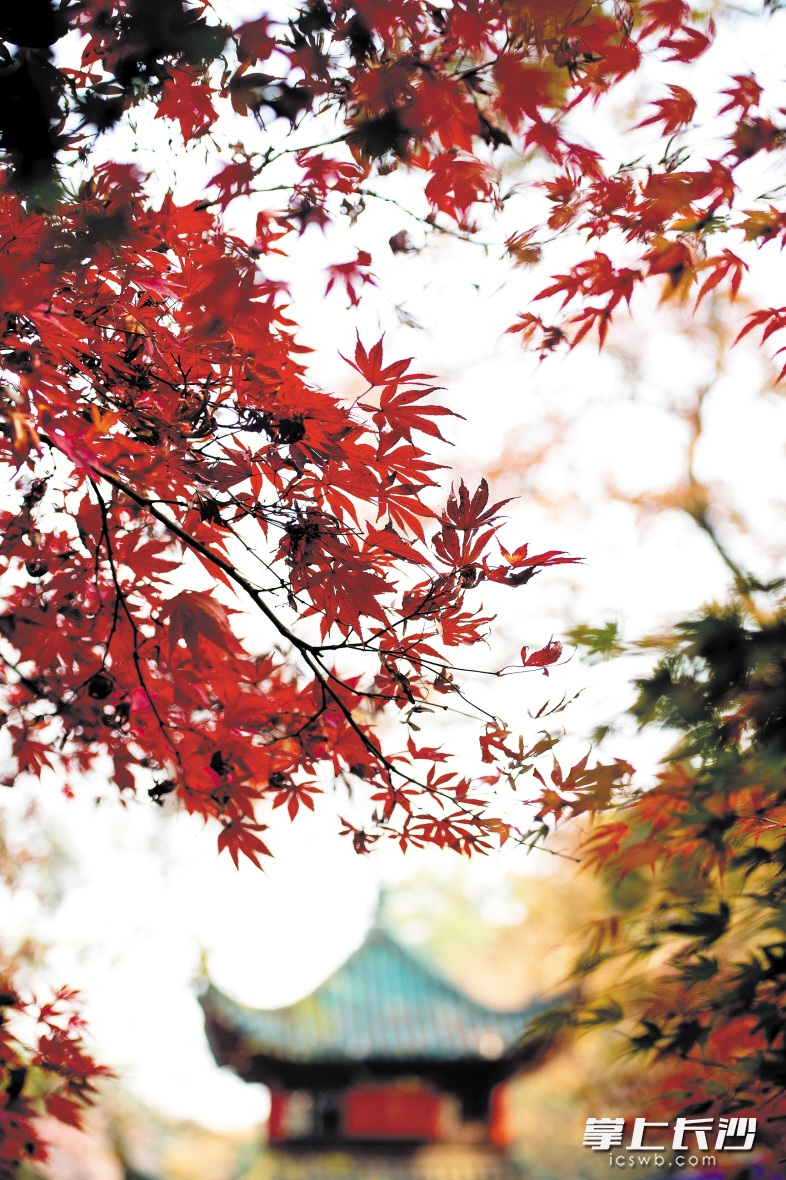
[567,621,624,662]
[678,955,719,984]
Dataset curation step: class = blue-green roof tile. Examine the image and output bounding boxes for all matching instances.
[200,928,542,1062]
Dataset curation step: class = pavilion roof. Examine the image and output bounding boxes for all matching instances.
[199,927,544,1064]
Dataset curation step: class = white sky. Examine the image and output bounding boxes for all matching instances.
[1,0,786,1133]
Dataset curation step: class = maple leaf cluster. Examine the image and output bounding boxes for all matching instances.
[0,0,782,371]
[0,971,112,1176]
[0,2,619,941]
[0,147,579,1179]
[0,0,760,339]
[519,602,786,1157]
[0,167,577,871]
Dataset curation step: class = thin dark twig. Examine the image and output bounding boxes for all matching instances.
[89,479,184,778]
[0,649,51,701]
[356,187,498,247]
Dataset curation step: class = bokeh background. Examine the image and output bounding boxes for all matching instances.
[3,1,786,1176]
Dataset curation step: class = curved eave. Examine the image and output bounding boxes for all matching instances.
[202,997,550,1100]
[200,929,549,1085]
[200,980,550,1080]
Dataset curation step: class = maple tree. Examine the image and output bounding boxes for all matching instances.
[479,307,786,1159]
[0,0,785,1166]
[510,600,786,1162]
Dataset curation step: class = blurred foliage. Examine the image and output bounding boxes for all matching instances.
[386,590,786,1165]
[565,622,625,663]
[486,297,786,595]
[382,868,648,1178]
[549,592,786,1156]
[383,866,599,1009]
[25,1082,263,1180]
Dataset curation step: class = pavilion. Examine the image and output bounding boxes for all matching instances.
[200,926,549,1180]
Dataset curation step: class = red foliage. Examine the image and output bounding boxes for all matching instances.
[0,168,575,878]
[0,0,783,1160]
[0,978,112,1171]
[32,0,774,363]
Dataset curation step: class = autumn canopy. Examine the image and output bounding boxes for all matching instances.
[0,0,785,1170]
